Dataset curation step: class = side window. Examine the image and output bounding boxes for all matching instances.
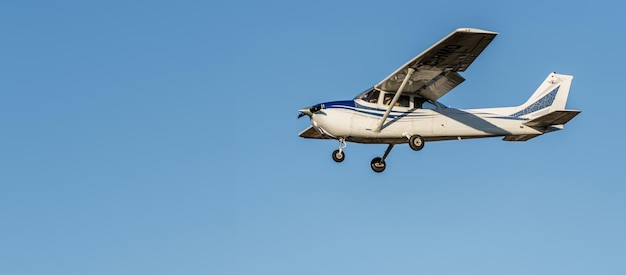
[415,97,437,110]
[398,95,410,107]
[383,94,410,107]
[423,100,438,110]
[383,94,393,105]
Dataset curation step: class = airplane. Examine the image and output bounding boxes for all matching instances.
[297,28,580,173]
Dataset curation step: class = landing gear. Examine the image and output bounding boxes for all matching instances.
[329,138,422,172]
[370,144,394,173]
[409,135,424,151]
[332,149,345,162]
[370,157,386,172]
[332,138,347,163]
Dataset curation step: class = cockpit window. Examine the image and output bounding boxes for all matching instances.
[383,94,409,107]
[398,95,410,107]
[356,87,374,100]
[356,88,381,104]
[423,100,438,110]
[367,90,380,103]
[415,97,438,110]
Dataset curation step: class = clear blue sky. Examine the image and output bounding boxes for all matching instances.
[1,1,624,274]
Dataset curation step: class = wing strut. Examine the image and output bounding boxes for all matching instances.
[375,68,415,132]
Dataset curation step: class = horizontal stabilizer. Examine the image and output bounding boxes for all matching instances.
[298,126,326,139]
[524,110,581,127]
[503,134,541,142]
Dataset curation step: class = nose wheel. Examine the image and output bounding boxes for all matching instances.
[332,149,345,162]
[332,138,347,163]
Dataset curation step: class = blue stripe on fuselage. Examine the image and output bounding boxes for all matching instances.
[320,100,530,122]
[320,100,428,119]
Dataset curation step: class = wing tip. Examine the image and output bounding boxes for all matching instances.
[455,27,498,35]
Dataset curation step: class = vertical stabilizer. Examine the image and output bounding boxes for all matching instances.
[510,72,573,119]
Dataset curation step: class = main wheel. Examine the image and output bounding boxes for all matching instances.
[409,135,425,151]
[370,157,386,173]
[332,149,345,162]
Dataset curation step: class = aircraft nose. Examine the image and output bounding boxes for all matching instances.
[297,104,324,119]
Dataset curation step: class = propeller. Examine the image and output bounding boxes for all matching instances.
[297,104,324,119]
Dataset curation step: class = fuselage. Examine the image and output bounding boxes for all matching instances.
[308,97,543,144]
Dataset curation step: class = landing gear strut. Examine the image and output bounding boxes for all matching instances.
[332,138,346,162]
[370,144,394,173]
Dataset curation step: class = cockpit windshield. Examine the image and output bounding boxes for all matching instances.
[356,88,446,109]
[355,87,380,103]
[355,87,375,99]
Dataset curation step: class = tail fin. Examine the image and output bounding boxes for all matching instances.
[510,72,573,119]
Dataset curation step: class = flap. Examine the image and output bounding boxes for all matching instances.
[418,71,465,100]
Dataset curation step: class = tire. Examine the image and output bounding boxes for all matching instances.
[370,157,386,173]
[332,149,345,162]
[409,135,425,151]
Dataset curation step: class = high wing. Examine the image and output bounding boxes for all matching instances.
[375,28,497,101]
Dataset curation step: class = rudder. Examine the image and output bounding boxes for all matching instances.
[511,72,573,119]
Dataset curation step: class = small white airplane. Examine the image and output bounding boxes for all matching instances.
[297,28,580,172]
